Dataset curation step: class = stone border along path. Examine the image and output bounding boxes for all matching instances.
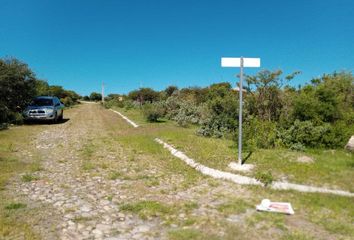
[108,108,354,197]
[155,138,354,198]
[109,109,139,128]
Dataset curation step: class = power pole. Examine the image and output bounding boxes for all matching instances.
[102,81,105,103]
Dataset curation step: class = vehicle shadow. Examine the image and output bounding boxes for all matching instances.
[24,118,70,125]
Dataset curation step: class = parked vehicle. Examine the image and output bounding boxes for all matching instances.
[23,96,64,123]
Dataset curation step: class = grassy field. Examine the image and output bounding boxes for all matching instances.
[112,106,354,239]
[0,125,44,239]
[114,107,354,192]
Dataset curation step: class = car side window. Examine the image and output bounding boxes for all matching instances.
[54,98,59,106]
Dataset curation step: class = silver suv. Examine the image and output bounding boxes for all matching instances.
[23,96,64,123]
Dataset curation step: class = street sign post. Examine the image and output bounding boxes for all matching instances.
[221,57,261,169]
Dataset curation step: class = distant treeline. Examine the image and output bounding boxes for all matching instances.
[103,70,354,150]
[0,57,80,125]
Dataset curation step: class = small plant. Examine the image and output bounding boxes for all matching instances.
[183,202,199,212]
[217,199,250,215]
[21,173,39,182]
[168,229,203,240]
[82,162,95,171]
[119,200,171,220]
[7,143,18,152]
[255,171,274,187]
[5,203,26,210]
[30,162,43,172]
[108,171,121,180]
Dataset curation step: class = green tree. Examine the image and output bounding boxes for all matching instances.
[89,92,102,101]
[0,58,37,122]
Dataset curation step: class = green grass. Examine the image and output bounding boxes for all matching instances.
[216,198,252,216]
[108,171,122,180]
[21,173,39,182]
[115,107,354,192]
[110,106,354,238]
[0,126,42,239]
[5,203,27,210]
[119,200,173,220]
[168,229,205,240]
[281,231,315,240]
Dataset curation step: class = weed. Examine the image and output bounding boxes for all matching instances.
[30,162,43,172]
[255,171,274,187]
[168,229,203,240]
[281,231,315,240]
[82,162,95,171]
[183,202,199,212]
[108,171,121,180]
[5,203,26,210]
[119,200,172,220]
[7,143,17,152]
[99,163,108,169]
[21,174,39,182]
[216,199,251,215]
[73,216,92,223]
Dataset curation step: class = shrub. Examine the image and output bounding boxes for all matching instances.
[278,120,352,149]
[255,171,274,187]
[61,96,74,107]
[242,117,277,149]
[142,102,165,122]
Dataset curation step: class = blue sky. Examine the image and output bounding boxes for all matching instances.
[1,0,353,96]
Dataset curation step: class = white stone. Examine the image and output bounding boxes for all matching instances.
[345,136,354,152]
[228,162,254,172]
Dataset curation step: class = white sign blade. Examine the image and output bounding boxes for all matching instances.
[221,58,241,67]
[244,58,260,67]
[221,57,261,68]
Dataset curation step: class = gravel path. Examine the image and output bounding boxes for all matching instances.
[12,104,163,239]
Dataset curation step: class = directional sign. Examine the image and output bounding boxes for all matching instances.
[221,57,260,68]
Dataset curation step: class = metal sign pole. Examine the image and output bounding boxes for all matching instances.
[238,57,243,165]
[221,56,259,170]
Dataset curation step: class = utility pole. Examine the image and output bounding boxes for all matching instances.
[221,57,260,171]
[101,81,105,103]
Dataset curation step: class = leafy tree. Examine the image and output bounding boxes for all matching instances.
[165,85,178,97]
[0,58,37,122]
[128,88,160,103]
[89,92,102,101]
[245,70,300,121]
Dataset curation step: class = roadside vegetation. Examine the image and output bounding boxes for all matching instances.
[0,124,45,239]
[103,70,354,151]
[98,71,353,238]
[0,57,80,128]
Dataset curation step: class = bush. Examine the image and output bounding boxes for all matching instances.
[61,96,74,107]
[8,112,24,125]
[278,120,352,149]
[142,102,165,122]
[255,171,274,187]
[103,98,124,109]
[242,117,277,149]
[198,94,238,137]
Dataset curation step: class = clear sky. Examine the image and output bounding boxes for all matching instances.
[1,0,353,96]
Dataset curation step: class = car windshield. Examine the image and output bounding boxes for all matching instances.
[30,98,54,106]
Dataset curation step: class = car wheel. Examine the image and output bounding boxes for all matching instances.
[52,112,58,124]
[59,111,64,121]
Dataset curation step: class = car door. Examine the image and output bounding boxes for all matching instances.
[54,98,62,116]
